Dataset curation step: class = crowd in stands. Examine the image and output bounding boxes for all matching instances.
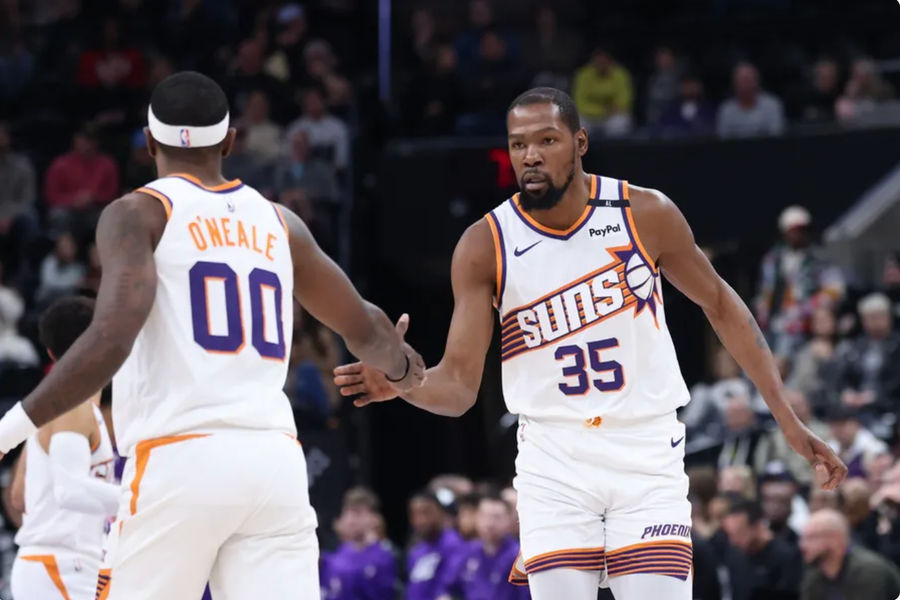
[394,0,900,138]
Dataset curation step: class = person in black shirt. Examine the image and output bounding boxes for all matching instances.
[760,469,802,546]
[722,498,802,599]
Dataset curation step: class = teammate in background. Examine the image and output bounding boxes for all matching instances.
[0,71,424,600]
[437,494,527,600]
[334,87,846,599]
[322,487,397,600]
[11,296,118,600]
[406,490,465,600]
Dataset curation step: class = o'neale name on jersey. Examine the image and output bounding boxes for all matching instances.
[187,216,279,261]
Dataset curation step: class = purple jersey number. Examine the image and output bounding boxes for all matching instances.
[555,337,623,396]
[189,261,285,360]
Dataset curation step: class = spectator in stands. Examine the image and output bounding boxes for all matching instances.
[655,72,716,138]
[523,5,582,91]
[227,38,284,119]
[0,28,35,106]
[44,124,120,233]
[755,205,845,357]
[273,126,340,203]
[286,306,340,428]
[0,121,38,280]
[755,389,830,488]
[123,129,155,192]
[870,461,900,565]
[438,494,526,600]
[321,487,397,600]
[406,491,465,600]
[457,28,526,136]
[239,90,282,164]
[75,17,146,117]
[573,47,634,137]
[36,231,86,305]
[717,391,765,469]
[882,251,900,311]
[406,43,464,136]
[265,3,309,83]
[786,307,840,409]
[788,58,841,124]
[800,508,900,600]
[721,498,802,599]
[835,58,896,125]
[0,270,38,366]
[682,346,751,443]
[303,39,353,111]
[833,292,900,415]
[826,405,888,479]
[840,478,880,550]
[759,469,807,546]
[455,0,518,77]
[719,465,757,499]
[405,7,438,70]
[453,492,480,541]
[645,46,683,126]
[285,87,349,171]
[716,62,785,138]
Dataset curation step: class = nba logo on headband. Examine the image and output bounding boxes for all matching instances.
[148,106,229,148]
[180,128,191,148]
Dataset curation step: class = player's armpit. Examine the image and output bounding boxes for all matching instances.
[21,194,163,428]
[279,204,422,387]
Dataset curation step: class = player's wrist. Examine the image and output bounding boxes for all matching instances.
[385,354,411,383]
[0,402,37,454]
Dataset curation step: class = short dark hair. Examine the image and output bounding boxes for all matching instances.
[39,296,95,359]
[727,498,764,524]
[507,87,581,133]
[343,486,380,513]
[456,492,482,510]
[410,490,444,510]
[149,71,229,152]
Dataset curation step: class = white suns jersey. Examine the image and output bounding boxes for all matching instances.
[113,174,295,457]
[486,175,690,427]
[15,405,115,555]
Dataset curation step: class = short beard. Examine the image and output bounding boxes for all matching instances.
[519,162,576,212]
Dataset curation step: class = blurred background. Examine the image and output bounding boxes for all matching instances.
[0,0,899,599]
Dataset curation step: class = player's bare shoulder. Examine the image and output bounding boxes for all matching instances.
[625,184,691,264]
[102,190,170,249]
[451,217,497,289]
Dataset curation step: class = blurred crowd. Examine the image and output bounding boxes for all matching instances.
[393,0,900,138]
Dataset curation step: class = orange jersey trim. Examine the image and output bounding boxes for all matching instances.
[484,215,504,307]
[95,568,112,600]
[512,193,593,237]
[271,203,289,238]
[169,172,243,192]
[130,434,209,516]
[21,554,71,600]
[135,187,173,220]
[623,205,658,275]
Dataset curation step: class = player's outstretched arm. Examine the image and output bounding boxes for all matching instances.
[279,204,424,391]
[629,187,847,490]
[0,193,164,456]
[333,219,497,417]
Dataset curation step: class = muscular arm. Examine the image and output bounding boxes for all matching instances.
[335,220,496,417]
[22,193,163,427]
[629,186,846,488]
[279,205,412,381]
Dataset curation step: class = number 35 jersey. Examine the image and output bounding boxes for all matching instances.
[112,174,296,457]
[486,175,690,427]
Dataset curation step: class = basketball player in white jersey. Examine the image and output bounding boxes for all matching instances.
[333,87,847,599]
[0,71,425,600]
[11,296,118,600]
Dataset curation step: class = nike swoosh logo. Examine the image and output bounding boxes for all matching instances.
[514,241,542,257]
[671,436,685,448]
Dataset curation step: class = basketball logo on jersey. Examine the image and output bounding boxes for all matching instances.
[500,246,659,361]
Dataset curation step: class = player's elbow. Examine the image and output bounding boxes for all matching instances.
[450,392,477,417]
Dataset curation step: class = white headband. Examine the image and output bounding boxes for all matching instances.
[147,106,229,148]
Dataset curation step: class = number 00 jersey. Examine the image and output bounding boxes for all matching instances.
[487,175,690,427]
[113,174,296,457]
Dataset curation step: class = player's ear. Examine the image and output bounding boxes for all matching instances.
[576,127,588,157]
[144,127,157,158]
[220,128,237,158]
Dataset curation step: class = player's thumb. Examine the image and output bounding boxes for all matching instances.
[396,313,410,338]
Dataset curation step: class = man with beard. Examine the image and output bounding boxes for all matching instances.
[334,87,846,599]
[799,508,900,600]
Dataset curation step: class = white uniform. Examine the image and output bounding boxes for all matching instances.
[98,174,318,600]
[485,176,693,587]
[12,405,115,600]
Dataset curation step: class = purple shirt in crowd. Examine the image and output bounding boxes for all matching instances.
[406,528,466,600]
[442,537,530,600]
[321,540,397,600]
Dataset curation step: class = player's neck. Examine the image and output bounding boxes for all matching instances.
[155,159,229,187]
[524,171,592,231]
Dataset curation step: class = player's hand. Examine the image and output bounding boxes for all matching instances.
[333,314,426,406]
[784,421,847,490]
